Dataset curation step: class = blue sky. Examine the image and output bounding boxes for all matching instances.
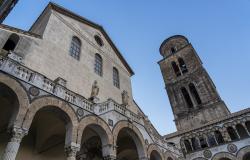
[4,0,250,135]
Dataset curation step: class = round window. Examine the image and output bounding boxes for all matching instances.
[94,35,103,47]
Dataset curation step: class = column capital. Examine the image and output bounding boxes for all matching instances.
[65,143,80,158]
[10,127,28,143]
[102,144,117,158]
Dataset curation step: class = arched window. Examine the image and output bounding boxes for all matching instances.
[178,58,188,74]
[191,137,200,150]
[171,61,181,77]
[94,35,104,47]
[207,134,217,147]
[189,83,202,105]
[94,54,103,76]
[170,47,176,54]
[2,33,20,52]
[70,36,81,60]
[184,140,192,153]
[199,136,208,149]
[113,67,120,88]
[181,87,193,109]
[214,130,224,144]
[246,121,250,133]
[227,127,239,141]
[236,124,249,138]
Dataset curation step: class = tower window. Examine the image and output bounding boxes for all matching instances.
[236,124,249,139]
[94,53,103,76]
[178,58,188,74]
[184,140,192,153]
[199,137,208,148]
[191,137,200,150]
[2,33,20,52]
[214,130,224,144]
[207,134,217,147]
[181,87,193,109]
[171,61,181,77]
[170,47,176,54]
[246,121,250,133]
[70,36,81,60]
[113,67,120,88]
[227,127,239,141]
[189,83,202,105]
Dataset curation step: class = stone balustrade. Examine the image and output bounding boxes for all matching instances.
[0,53,143,124]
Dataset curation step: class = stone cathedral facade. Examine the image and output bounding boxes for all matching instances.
[0,2,249,160]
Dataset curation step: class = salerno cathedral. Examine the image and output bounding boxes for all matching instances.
[0,1,250,160]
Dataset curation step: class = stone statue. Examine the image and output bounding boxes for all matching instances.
[91,80,99,98]
[122,90,129,106]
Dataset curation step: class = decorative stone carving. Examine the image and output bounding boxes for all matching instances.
[203,150,212,159]
[122,90,129,106]
[91,80,99,97]
[227,143,237,153]
[54,77,67,87]
[29,87,40,97]
[77,108,84,117]
[90,81,100,103]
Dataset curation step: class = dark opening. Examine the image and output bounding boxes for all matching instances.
[246,121,250,133]
[189,83,202,105]
[171,61,181,77]
[94,35,103,47]
[236,124,249,139]
[184,140,192,153]
[199,137,208,149]
[170,47,176,54]
[178,58,188,74]
[181,87,194,109]
[207,134,217,147]
[214,131,224,144]
[191,137,200,150]
[243,152,250,160]
[2,33,20,52]
[227,127,239,141]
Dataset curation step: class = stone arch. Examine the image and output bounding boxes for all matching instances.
[77,115,113,157]
[212,152,236,160]
[147,144,164,160]
[164,151,176,160]
[236,145,250,160]
[22,96,78,146]
[113,120,147,159]
[0,73,29,127]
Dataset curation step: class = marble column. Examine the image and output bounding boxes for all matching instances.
[65,144,80,160]
[2,127,28,160]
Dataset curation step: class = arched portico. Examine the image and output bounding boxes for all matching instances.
[0,73,29,127]
[148,144,163,160]
[237,146,250,160]
[113,121,147,160]
[77,115,114,159]
[18,96,79,160]
[0,74,30,160]
[212,152,236,160]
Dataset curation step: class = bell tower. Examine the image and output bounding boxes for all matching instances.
[158,35,230,131]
